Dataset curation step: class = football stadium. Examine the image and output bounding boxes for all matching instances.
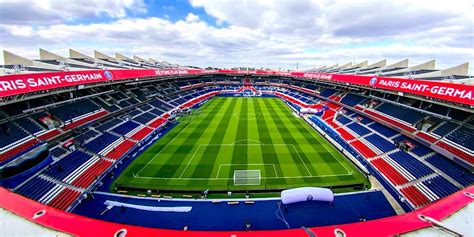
[0,1,473,236]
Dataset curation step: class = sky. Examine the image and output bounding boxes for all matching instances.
[0,0,472,71]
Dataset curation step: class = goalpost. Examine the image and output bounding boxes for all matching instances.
[233,170,261,186]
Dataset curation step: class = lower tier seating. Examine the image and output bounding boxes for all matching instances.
[371,158,408,185]
[388,151,433,179]
[400,186,430,207]
[71,159,112,188]
[105,140,136,160]
[350,140,377,158]
[0,139,40,163]
[422,176,460,199]
[47,188,81,210]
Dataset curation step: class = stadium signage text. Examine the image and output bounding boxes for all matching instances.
[376,79,472,100]
[0,72,103,92]
[0,69,472,105]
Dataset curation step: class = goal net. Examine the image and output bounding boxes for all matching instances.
[233,170,261,186]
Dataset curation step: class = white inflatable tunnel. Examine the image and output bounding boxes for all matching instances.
[281,187,334,205]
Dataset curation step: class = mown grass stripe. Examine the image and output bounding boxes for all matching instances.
[144,98,228,178]
[263,99,315,178]
[230,98,249,174]
[254,98,287,186]
[185,98,238,183]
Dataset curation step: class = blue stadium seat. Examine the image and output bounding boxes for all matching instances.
[388,151,433,178]
[319,88,337,97]
[15,177,56,201]
[375,103,426,125]
[50,146,68,158]
[74,129,99,143]
[445,126,474,151]
[49,99,100,122]
[335,115,352,125]
[112,121,140,135]
[43,150,92,180]
[423,176,459,198]
[0,122,30,149]
[347,123,371,136]
[392,135,432,157]
[84,133,119,153]
[15,117,44,134]
[369,122,398,137]
[340,93,367,107]
[134,112,156,124]
[365,134,396,152]
[95,118,123,131]
[426,154,474,186]
[432,122,458,137]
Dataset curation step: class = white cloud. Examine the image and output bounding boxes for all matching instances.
[0,0,472,72]
[0,0,147,24]
[185,13,200,23]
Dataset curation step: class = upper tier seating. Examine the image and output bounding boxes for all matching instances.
[445,125,474,151]
[134,112,156,124]
[319,88,337,97]
[375,103,426,125]
[335,114,352,125]
[49,99,100,122]
[91,97,120,112]
[95,118,123,131]
[74,129,99,143]
[425,154,474,186]
[359,117,374,125]
[340,93,367,107]
[432,122,458,137]
[50,146,68,158]
[149,108,165,116]
[0,122,30,149]
[15,117,44,134]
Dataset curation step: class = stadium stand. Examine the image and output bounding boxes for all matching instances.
[0,60,472,235]
[375,103,426,125]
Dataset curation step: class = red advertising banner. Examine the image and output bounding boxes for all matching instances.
[302,72,474,106]
[0,69,198,97]
[1,69,473,106]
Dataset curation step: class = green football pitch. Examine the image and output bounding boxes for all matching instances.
[113,97,368,192]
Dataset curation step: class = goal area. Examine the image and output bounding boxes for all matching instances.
[233,170,261,186]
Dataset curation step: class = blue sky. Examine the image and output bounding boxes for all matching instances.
[68,0,214,25]
[0,0,472,71]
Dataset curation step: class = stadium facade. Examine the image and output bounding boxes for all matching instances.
[0,49,473,236]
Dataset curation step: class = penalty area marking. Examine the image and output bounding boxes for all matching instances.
[216,163,279,179]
